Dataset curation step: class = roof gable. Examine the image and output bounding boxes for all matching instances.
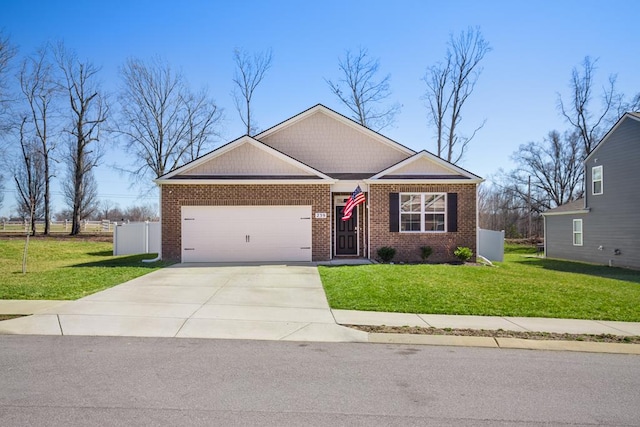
[368,150,483,182]
[586,112,640,163]
[255,104,414,174]
[157,136,332,182]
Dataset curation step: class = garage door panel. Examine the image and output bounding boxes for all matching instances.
[181,206,312,262]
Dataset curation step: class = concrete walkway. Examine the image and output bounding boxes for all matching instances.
[1,264,640,354]
[332,309,640,336]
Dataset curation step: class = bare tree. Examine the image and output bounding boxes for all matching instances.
[13,118,45,235]
[617,92,640,117]
[423,27,491,164]
[507,130,584,213]
[116,57,222,182]
[62,165,99,226]
[0,173,4,212]
[558,56,640,156]
[479,181,543,238]
[98,199,116,220]
[19,45,59,234]
[326,47,400,131]
[0,33,17,211]
[54,43,108,235]
[124,203,158,221]
[232,48,272,135]
[557,57,614,156]
[0,31,17,134]
[184,88,223,160]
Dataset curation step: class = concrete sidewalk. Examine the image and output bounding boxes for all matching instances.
[3,301,640,337]
[2,299,640,354]
[1,263,639,354]
[332,309,640,336]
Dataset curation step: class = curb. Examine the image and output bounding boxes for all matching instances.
[368,333,640,355]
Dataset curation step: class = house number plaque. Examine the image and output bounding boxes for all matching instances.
[315,213,327,219]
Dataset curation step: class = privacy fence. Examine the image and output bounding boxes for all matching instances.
[477,228,505,262]
[1,219,113,233]
[113,221,160,256]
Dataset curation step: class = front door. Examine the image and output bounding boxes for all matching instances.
[335,205,358,255]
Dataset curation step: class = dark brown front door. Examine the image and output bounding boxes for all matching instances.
[335,206,357,255]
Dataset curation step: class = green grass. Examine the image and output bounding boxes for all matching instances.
[319,246,640,321]
[0,237,173,300]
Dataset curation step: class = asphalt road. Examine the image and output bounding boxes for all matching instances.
[1,336,639,426]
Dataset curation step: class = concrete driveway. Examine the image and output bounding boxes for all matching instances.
[0,264,367,342]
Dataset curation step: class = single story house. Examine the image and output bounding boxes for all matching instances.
[542,112,640,270]
[155,104,483,263]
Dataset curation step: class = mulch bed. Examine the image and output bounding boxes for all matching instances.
[347,325,640,344]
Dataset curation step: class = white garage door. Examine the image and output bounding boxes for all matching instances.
[181,206,312,262]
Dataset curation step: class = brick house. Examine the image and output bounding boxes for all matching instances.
[155,104,483,263]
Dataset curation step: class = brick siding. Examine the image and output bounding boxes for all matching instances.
[161,184,331,262]
[369,183,477,263]
[161,182,476,263]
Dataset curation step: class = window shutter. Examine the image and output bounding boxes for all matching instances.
[447,193,458,232]
[389,193,399,232]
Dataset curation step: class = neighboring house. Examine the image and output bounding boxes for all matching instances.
[155,104,483,263]
[542,112,640,270]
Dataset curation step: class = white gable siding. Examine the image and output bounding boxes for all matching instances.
[182,142,314,176]
[389,157,456,175]
[260,110,410,173]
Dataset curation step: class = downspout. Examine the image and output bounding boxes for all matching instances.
[329,185,333,260]
[475,182,480,261]
[367,184,371,260]
[142,184,162,263]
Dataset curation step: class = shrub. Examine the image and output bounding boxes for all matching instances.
[377,246,396,263]
[420,246,433,262]
[453,246,473,262]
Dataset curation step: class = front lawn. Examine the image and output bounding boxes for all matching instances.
[319,246,640,321]
[0,237,172,300]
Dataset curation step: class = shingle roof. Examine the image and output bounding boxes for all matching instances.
[542,198,587,215]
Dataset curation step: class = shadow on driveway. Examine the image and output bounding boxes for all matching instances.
[72,253,173,269]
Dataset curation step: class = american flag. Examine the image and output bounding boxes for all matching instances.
[341,186,366,221]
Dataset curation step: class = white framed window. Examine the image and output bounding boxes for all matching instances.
[400,193,446,232]
[573,219,583,246]
[592,165,603,195]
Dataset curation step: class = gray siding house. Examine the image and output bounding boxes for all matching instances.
[542,112,640,270]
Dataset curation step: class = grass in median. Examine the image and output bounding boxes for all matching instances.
[0,237,172,300]
[319,246,640,322]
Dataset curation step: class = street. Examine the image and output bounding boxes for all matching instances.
[1,336,638,426]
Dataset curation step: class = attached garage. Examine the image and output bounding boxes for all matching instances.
[181,205,312,262]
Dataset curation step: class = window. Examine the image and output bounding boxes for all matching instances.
[592,165,603,195]
[400,193,446,232]
[573,219,583,246]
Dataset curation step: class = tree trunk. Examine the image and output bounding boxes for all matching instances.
[43,156,50,235]
[70,137,83,236]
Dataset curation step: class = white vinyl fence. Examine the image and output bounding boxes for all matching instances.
[113,221,160,256]
[1,219,112,233]
[478,228,504,262]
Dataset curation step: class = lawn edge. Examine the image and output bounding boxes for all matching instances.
[368,332,640,355]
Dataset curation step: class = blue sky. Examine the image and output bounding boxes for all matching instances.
[1,0,638,217]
